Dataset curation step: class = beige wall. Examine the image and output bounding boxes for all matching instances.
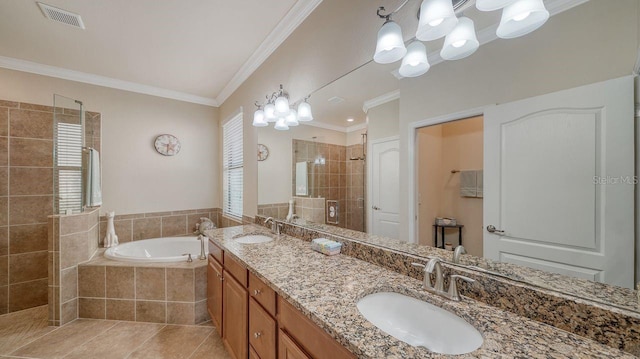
[367,99,400,142]
[0,68,220,215]
[398,0,639,242]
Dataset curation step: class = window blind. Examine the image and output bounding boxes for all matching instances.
[223,113,243,219]
[55,122,83,214]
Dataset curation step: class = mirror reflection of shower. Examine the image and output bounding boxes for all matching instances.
[347,132,366,232]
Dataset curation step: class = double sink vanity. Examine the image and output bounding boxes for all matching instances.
[204,219,636,358]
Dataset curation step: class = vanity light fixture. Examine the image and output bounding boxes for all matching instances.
[373,0,549,75]
[253,85,313,130]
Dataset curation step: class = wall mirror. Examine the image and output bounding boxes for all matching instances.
[257,0,639,312]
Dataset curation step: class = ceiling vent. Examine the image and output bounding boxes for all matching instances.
[327,96,345,104]
[37,2,85,29]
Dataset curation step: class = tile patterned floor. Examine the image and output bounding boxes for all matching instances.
[0,306,231,359]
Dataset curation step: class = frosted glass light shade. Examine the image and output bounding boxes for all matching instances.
[441,17,479,60]
[274,117,289,131]
[496,0,549,39]
[416,0,458,41]
[264,103,277,122]
[373,20,407,64]
[285,109,299,127]
[274,95,290,117]
[252,109,268,127]
[476,0,516,11]
[297,101,313,122]
[399,41,430,78]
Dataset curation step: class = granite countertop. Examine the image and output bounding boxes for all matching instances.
[204,225,633,359]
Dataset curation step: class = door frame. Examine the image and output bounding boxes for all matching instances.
[367,135,399,236]
[407,106,490,244]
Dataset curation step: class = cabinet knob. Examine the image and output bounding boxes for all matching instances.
[253,289,261,296]
[254,332,262,338]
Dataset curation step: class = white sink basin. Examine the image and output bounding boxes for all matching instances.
[234,234,274,244]
[357,292,483,355]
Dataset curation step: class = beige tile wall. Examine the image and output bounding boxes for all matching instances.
[48,207,100,326]
[294,197,325,224]
[98,208,220,244]
[257,203,289,219]
[0,100,101,315]
[345,144,365,232]
[76,263,208,325]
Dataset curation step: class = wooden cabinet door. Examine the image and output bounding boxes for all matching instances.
[278,330,311,359]
[207,255,224,334]
[223,271,248,359]
[249,298,276,359]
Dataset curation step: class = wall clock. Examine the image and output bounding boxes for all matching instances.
[257,144,269,161]
[154,134,181,156]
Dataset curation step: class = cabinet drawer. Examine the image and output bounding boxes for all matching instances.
[249,298,277,359]
[208,240,224,265]
[278,298,355,359]
[249,272,277,317]
[224,252,248,287]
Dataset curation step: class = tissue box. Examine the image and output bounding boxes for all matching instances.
[435,217,457,226]
[311,238,342,256]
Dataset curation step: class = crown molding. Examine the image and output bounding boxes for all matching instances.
[363,90,400,113]
[346,122,367,133]
[0,56,218,107]
[215,0,323,105]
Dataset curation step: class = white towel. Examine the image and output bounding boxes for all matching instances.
[295,161,308,196]
[85,148,102,207]
[476,170,483,198]
[460,170,477,197]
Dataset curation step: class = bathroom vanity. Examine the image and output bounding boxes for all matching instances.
[205,224,634,358]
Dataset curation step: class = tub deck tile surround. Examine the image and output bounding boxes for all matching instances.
[204,225,633,358]
[77,248,208,325]
[98,208,221,246]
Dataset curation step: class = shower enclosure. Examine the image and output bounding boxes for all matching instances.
[53,94,99,215]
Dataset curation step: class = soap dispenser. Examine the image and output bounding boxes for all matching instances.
[286,199,295,222]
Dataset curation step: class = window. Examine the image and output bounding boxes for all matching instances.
[223,113,243,219]
[55,122,83,214]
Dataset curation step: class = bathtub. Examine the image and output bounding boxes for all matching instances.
[104,236,208,263]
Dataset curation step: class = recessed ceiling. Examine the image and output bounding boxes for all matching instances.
[0,0,321,106]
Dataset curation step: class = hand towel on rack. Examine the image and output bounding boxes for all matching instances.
[85,148,102,207]
[476,170,483,198]
[460,170,477,197]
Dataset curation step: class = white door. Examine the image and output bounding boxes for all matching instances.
[484,76,634,288]
[370,137,400,239]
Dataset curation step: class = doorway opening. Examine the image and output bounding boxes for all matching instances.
[416,116,484,257]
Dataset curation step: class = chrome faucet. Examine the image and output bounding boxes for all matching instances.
[264,217,282,235]
[412,257,475,301]
[453,245,466,264]
[196,235,207,260]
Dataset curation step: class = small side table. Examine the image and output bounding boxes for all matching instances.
[433,224,464,249]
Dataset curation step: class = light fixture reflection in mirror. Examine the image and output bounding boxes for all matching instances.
[254,85,314,130]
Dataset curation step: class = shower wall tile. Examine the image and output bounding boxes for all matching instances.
[0,168,7,196]
[60,213,89,236]
[9,251,48,283]
[10,196,54,225]
[0,255,7,286]
[0,197,7,227]
[0,109,8,137]
[9,278,47,312]
[10,224,48,254]
[0,227,7,256]
[60,232,89,269]
[0,137,7,167]
[9,138,53,167]
[9,109,54,139]
[0,285,7,315]
[10,168,53,196]
[19,103,55,113]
